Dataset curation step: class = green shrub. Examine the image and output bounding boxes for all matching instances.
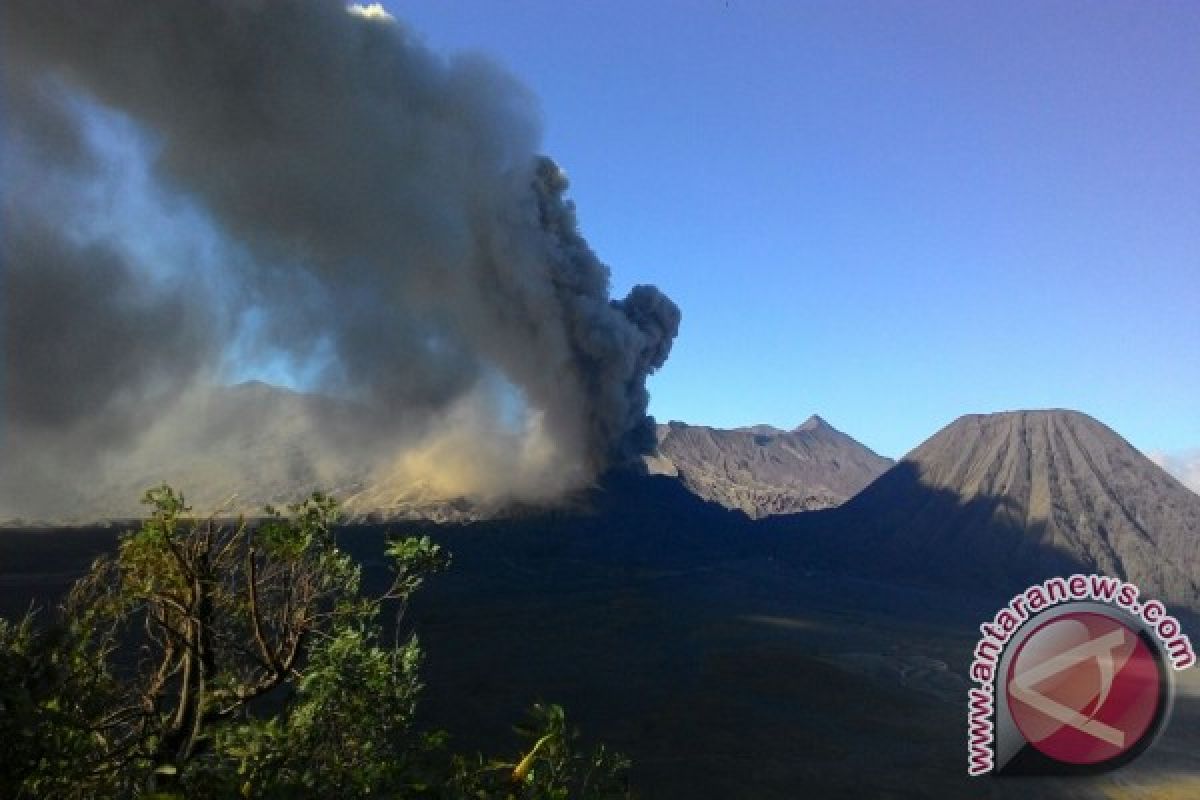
[0,487,630,799]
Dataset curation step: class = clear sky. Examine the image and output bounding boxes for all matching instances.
[388,1,1198,459]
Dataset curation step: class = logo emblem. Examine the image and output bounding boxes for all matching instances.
[968,577,1193,777]
[1005,611,1162,767]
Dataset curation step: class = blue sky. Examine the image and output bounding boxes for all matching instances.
[385,2,1198,459]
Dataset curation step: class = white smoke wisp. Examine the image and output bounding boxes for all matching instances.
[0,1,680,521]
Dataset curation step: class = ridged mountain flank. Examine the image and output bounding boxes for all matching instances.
[645,416,893,518]
[837,410,1200,608]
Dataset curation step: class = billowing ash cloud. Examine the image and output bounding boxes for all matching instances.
[0,0,679,520]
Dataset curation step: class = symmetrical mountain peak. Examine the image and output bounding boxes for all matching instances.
[834,409,1200,608]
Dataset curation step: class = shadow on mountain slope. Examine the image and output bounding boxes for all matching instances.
[762,461,1092,600]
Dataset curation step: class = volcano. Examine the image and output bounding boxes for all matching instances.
[645,415,892,517]
[823,410,1200,608]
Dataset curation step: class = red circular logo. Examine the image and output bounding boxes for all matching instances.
[1006,611,1162,765]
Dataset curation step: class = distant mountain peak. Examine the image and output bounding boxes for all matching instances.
[948,408,1094,427]
[795,414,829,432]
[837,408,1200,609]
[646,417,892,518]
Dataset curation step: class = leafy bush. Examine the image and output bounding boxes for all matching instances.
[0,487,630,799]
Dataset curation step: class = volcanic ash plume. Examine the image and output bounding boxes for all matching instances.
[0,0,680,520]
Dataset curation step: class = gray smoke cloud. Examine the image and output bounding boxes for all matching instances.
[0,0,679,520]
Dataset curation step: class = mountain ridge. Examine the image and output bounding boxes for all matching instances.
[645,416,893,518]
